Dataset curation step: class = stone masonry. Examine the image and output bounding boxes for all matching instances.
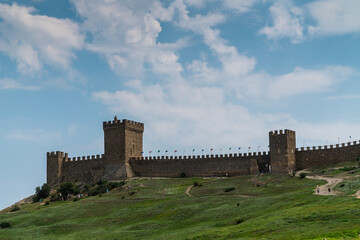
[47,117,360,187]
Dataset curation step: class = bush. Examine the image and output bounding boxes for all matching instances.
[299,173,306,179]
[0,222,11,228]
[10,205,20,212]
[58,182,76,200]
[33,183,51,203]
[108,181,124,190]
[340,183,345,188]
[44,201,50,206]
[340,167,357,172]
[180,172,186,178]
[224,187,235,192]
[235,218,244,225]
[193,181,199,187]
[50,193,62,202]
[73,197,79,202]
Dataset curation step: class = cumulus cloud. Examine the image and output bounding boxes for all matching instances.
[72,0,183,79]
[267,66,357,99]
[0,78,40,90]
[93,80,271,150]
[175,1,256,79]
[307,0,360,36]
[0,3,84,74]
[259,0,304,43]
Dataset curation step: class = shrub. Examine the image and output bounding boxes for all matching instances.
[58,182,76,200]
[33,183,51,203]
[97,179,107,185]
[235,218,244,225]
[73,197,79,202]
[180,172,186,178]
[0,222,11,228]
[10,205,20,212]
[224,187,235,192]
[340,184,345,188]
[108,181,124,190]
[89,188,100,196]
[83,184,90,192]
[50,193,62,202]
[193,181,199,187]
[299,173,306,179]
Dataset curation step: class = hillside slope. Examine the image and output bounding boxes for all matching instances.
[1,162,360,240]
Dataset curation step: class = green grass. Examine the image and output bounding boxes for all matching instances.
[1,171,360,239]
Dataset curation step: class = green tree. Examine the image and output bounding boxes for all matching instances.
[33,183,51,203]
[58,182,75,200]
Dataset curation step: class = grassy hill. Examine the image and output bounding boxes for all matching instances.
[1,162,360,240]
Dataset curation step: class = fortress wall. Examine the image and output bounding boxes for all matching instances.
[60,154,106,184]
[295,141,360,170]
[129,152,270,177]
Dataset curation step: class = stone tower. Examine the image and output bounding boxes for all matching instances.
[269,129,296,173]
[47,151,66,187]
[102,116,144,179]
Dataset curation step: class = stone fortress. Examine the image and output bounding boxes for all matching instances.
[47,117,360,187]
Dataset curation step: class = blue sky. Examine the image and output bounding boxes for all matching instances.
[1,0,360,209]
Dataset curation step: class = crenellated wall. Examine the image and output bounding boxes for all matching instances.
[295,141,360,170]
[47,118,360,188]
[47,151,106,185]
[129,152,270,177]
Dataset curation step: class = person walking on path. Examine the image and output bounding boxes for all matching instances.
[316,185,320,194]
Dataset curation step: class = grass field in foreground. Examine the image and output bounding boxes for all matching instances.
[1,163,360,240]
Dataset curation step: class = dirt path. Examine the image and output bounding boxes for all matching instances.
[296,169,344,196]
[306,175,343,196]
[354,190,360,199]
[186,185,194,197]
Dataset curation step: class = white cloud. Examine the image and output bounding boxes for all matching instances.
[72,0,183,78]
[92,77,360,152]
[307,0,360,36]
[0,78,40,90]
[223,0,257,13]
[259,0,304,43]
[6,129,61,142]
[0,3,84,74]
[93,80,270,149]
[175,2,256,79]
[267,66,356,99]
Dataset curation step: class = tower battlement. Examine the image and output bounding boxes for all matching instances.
[269,129,295,136]
[103,117,144,131]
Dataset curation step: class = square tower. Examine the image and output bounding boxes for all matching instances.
[269,130,296,173]
[103,117,144,164]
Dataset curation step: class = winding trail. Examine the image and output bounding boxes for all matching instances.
[296,170,343,196]
[306,175,342,196]
[186,185,194,197]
